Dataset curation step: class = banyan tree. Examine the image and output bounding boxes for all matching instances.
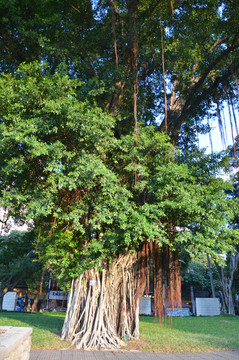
[0,0,239,349]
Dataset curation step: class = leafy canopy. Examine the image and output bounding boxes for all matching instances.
[0,62,238,281]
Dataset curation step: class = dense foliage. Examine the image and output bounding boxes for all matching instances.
[1,1,239,138]
[0,62,238,283]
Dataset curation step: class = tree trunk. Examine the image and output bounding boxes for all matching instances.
[218,266,235,314]
[0,287,8,312]
[31,270,47,313]
[217,252,239,315]
[31,294,40,313]
[0,282,3,312]
[207,254,216,298]
[61,251,145,349]
[190,285,196,315]
[61,242,182,349]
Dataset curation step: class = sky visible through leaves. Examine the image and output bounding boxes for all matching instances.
[199,104,238,153]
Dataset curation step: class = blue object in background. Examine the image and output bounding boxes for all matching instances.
[166,308,190,317]
[16,296,25,311]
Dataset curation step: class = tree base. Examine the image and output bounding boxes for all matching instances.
[61,252,142,349]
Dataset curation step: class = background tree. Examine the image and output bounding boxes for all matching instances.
[182,258,221,293]
[215,137,239,314]
[0,230,41,311]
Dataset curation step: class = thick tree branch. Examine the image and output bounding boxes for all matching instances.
[161,34,239,143]
[170,60,239,143]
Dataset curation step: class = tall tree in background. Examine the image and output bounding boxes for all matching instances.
[216,138,239,314]
[0,0,239,349]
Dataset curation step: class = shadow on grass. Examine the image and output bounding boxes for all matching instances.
[0,311,65,336]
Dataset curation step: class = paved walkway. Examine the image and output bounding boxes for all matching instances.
[30,350,239,360]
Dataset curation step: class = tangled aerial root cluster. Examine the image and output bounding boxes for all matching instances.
[61,242,181,350]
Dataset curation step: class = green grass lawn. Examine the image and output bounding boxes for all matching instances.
[0,312,239,352]
[125,315,239,353]
[0,312,73,350]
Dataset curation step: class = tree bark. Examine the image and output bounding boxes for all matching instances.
[217,252,239,315]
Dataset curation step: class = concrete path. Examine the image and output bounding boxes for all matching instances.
[30,350,239,360]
